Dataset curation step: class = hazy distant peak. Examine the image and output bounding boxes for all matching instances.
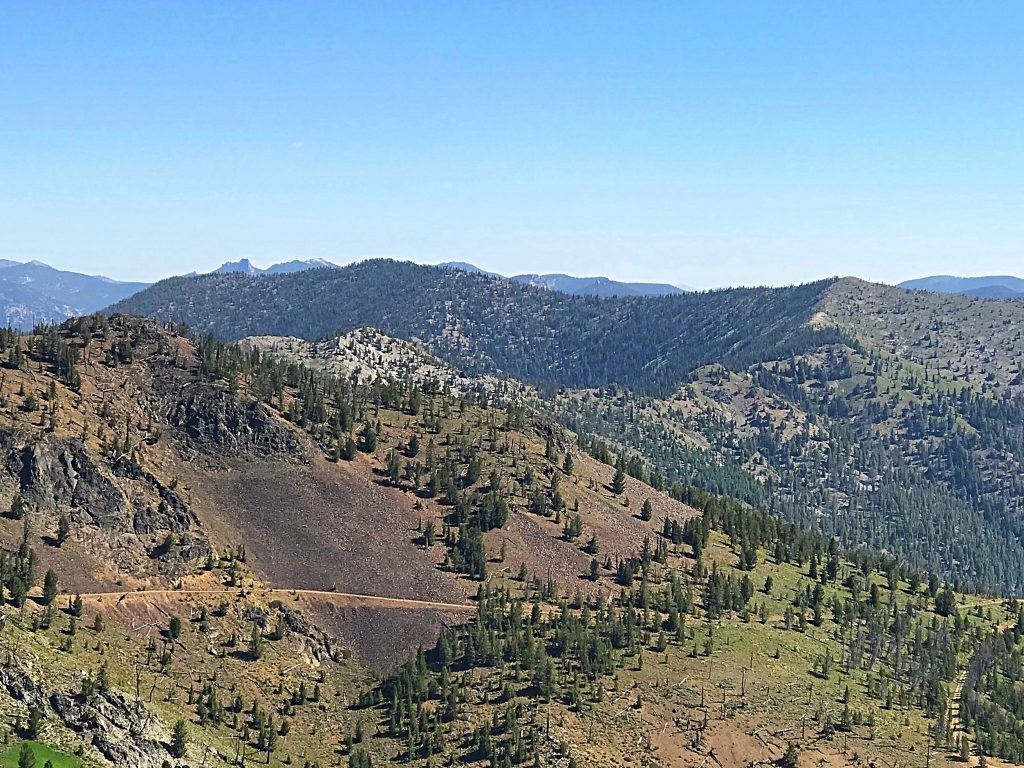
[438,261,687,297]
[513,273,686,298]
[438,261,502,278]
[0,257,149,329]
[215,258,262,275]
[213,258,339,276]
[264,258,338,274]
[899,274,1024,298]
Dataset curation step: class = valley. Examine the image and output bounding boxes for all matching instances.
[9,4,1024,765]
[3,303,1022,767]
[113,262,1024,593]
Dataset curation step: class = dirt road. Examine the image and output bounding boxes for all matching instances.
[76,587,477,613]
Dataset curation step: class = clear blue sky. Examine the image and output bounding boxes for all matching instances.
[2,2,1022,288]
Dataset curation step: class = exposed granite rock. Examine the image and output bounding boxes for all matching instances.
[0,429,209,575]
[0,664,47,709]
[280,604,345,663]
[249,603,345,663]
[132,497,191,535]
[531,415,572,454]
[242,604,269,629]
[149,532,212,570]
[49,688,167,767]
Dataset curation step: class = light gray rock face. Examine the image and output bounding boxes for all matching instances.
[1,665,169,768]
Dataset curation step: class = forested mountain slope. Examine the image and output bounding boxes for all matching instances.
[110,259,844,392]
[553,281,1024,592]
[5,314,1024,767]
[821,277,1024,392]
[110,261,1024,594]
[0,315,703,765]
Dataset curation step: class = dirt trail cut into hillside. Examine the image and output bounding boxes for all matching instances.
[77,587,475,613]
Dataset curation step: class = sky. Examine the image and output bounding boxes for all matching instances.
[1,2,1022,289]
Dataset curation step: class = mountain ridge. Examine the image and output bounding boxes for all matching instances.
[0,259,148,329]
[899,274,1024,298]
[106,261,1024,593]
[0,257,346,328]
[0,312,1019,768]
[440,259,688,296]
[214,257,339,275]
[109,258,843,392]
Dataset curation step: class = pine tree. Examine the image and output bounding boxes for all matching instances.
[611,463,627,495]
[9,576,28,608]
[359,421,377,452]
[42,569,58,605]
[640,498,653,521]
[56,514,71,545]
[935,586,957,617]
[342,435,357,461]
[25,705,43,739]
[170,719,189,758]
[7,494,24,520]
[249,622,266,660]
[387,450,402,485]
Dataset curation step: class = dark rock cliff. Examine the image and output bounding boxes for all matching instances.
[0,433,126,528]
[167,385,303,459]
[0,430,209,574]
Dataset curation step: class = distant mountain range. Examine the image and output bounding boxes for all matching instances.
[0,257,343,329]
[4,257,1017,332]
[214,258,339,275]
[0,256,690,328]
[0,259,147,329]
[439,261,688,297]
[214,259,687,297]
[899,275,1024,299]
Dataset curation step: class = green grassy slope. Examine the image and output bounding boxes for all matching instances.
[1,742,80,768]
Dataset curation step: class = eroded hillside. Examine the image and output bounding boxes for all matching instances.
[0,315,703,767]
[108,262,1024,595]
[4,314,1022,768]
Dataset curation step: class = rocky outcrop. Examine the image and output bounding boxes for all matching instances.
[0,432,201,536]
[531,415,573,454]
[0,433,127,528]
[0,430,209,576]
[49,689,168,768]
[0,664,46,709]
[168,385,303,459]
[113,457,195,534]
[280,604,346,663]
[0,664,167,768]
[248,603,346,664]
[148,531,212,570]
